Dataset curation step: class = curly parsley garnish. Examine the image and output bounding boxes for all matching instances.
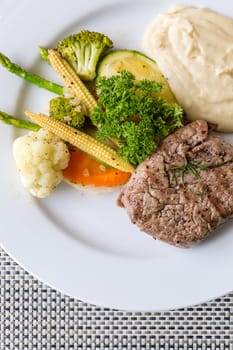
[91,71,184,166]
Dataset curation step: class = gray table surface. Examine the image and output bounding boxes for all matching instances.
[0,246,232,350]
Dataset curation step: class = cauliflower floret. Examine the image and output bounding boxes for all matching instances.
[12,128,70,198]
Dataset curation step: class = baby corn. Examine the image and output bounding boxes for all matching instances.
[25,111,134,173]
[48,49,97,115]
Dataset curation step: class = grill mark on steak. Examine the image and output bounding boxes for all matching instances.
[117,120,233,247]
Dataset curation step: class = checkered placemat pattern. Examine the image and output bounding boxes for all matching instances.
[0,247,232,350]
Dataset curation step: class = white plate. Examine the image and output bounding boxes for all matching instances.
[0,0,233,311]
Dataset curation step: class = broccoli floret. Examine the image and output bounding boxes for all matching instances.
[56,30,113,81]
[49,96,86,129]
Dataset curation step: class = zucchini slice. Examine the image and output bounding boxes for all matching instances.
[97,50,176,103]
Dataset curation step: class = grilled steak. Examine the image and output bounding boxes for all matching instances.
[117,120,233,247]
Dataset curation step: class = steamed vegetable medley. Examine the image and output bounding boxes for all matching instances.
[0,30,184,198]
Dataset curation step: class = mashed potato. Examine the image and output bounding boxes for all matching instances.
[142,6,233,132]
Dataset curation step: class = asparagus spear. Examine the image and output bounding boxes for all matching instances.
[0,52,63,95]
[0,111,40,131]
[38,46,50,65]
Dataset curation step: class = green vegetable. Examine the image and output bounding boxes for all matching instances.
[97,49,176,103]
[0,111,40,131]
[91,71,184,166]
[38,46,50,65]
[56,30,113,81]
[49,96,86,129]
[0,52,63,95]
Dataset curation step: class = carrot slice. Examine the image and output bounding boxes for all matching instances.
[63,147,131,187]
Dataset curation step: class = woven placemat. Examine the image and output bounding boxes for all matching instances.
[0,247,232,350]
